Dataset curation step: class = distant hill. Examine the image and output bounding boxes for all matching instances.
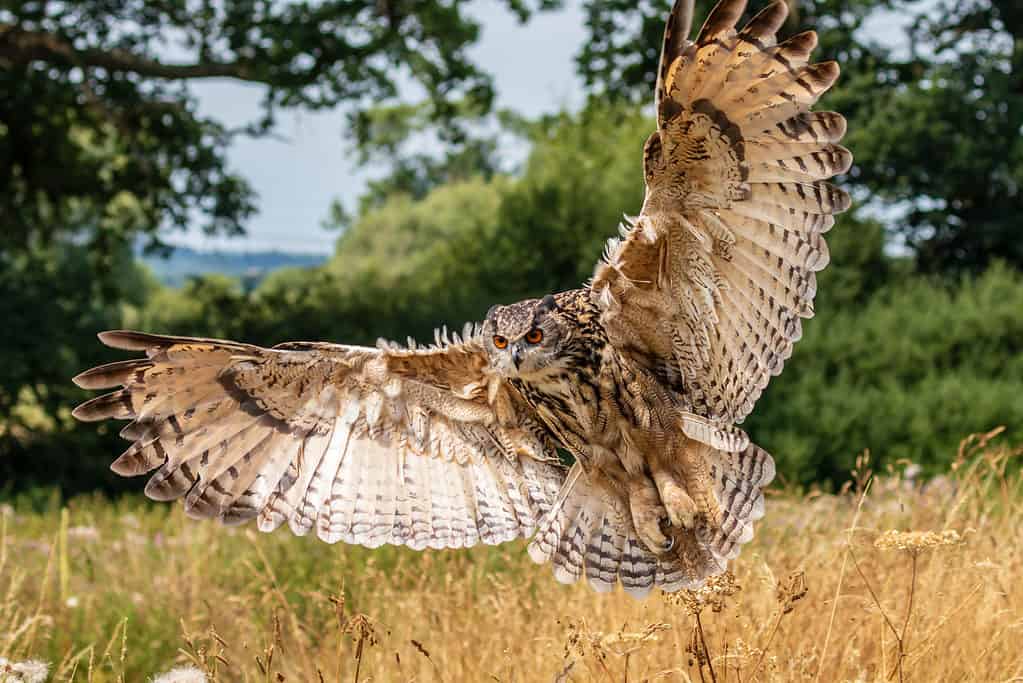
[140,246,328,287]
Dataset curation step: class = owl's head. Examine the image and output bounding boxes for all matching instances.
[483,294,573,378]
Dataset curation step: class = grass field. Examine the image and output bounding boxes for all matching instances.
[2,429,1021,682]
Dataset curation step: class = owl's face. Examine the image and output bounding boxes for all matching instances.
[484,294,571,378]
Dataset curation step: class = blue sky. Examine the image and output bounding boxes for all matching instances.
[179,0,588,255]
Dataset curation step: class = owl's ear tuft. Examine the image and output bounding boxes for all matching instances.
[539,295,559,313]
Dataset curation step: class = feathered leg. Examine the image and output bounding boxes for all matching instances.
[651,461,698,530]
[626,475,673,553]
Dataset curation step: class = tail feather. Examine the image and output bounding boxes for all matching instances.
[702,443,775,560]
[619,537,658,598]
[584,505,628,593]
[529,441,775,596]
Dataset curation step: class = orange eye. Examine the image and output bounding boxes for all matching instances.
[525,328,543,344]
[493,335,508,349]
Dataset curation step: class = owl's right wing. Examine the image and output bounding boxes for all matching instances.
[72,329,565,550]
[592,0,852,437]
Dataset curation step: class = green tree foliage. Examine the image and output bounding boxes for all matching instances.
[849,0,1023,273]
[745,264,1023,483]
[0,0,558,252]
[0,243,156,491]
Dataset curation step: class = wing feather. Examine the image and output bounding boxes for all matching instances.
[592,0,851,430]
[72,329,566,550]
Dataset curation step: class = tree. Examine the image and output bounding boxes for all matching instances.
[0,0,559,254]
[850,0,1023,273]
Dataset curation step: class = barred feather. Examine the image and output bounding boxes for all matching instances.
[72,330,566,551]
[700,443,775,561]
[594,0,851,428]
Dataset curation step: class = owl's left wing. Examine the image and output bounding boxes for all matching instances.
[592,0,852,433]
[72,329,565,549]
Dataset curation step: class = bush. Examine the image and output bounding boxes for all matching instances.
[745,264,1023,483]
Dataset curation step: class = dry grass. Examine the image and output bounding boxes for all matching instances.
[2,428,1022,682]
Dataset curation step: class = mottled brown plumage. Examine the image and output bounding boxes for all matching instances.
[72,0,850,597]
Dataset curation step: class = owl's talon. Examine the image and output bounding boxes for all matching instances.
[652,467,698,530]
[628,477,673,554]
[658,519,676,552]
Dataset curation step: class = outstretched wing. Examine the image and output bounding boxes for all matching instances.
[72,329,565,549]
[592,0,851,430]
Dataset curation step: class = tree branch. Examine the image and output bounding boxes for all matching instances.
[0,26,262,82]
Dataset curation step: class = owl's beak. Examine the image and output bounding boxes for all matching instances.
[511,345,523,370]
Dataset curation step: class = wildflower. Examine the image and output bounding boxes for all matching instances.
[151,666,207,683]
[65,596,79,608]
[874,529,963,555]
[0,657,50,683]
[776,570,808,614]
[666,570,741,615]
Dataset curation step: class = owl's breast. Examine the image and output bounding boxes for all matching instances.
[510,367,604,457]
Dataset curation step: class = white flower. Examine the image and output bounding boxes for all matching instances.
[65,596,79,608]
[150,666,207,683]
[0,657,50,683]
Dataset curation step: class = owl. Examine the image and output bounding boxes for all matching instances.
[73,0,850,597]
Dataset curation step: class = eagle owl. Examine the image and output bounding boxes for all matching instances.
[73,0,850,597]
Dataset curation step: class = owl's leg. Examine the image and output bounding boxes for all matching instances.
[627,476,673,553]
[651,464,698,530]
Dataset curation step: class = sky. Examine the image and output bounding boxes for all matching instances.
[179,0,588,255]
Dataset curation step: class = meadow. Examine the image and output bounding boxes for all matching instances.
[1,428,1020,682]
